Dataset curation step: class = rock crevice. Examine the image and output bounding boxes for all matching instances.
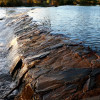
[4,12,100,100]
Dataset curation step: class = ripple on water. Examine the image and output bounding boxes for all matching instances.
[28,6,100,53]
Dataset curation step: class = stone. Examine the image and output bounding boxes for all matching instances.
[15,84,34,100]
[43,84,77,100]
[83,78,90,92]
[35,68,91,93]
[91,59,100,68]
[82,95,100,100]
[24,51,50,63]
[7,12,100,100]
[44,43,64,51]
[10,56,22,76]
[16,64,28,82]
[91,68,100,76]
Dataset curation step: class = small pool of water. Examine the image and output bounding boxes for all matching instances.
[28,6,100,53]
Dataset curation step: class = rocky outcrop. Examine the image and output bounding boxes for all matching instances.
[4,12,100,100]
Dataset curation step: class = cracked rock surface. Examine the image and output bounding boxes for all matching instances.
[3,10,100,100]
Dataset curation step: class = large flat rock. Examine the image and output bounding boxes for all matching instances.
[6,12,100,100]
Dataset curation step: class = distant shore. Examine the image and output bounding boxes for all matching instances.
[0,4,100,7]
[0,1,100,7]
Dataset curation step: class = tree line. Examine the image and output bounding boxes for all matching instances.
[58,0,99,5]
[0,0,100,7]
[0,0,23,7]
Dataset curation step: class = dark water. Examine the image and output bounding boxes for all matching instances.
[28,6,100,53]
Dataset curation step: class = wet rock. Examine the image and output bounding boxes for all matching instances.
[91,68,100,76]
[88,76,95,90]
[24,51,50,63]
[5,95,16,100]
[35,68,91,93]
[24,68,50,82]
[83,78,90,92]
[82,95,100,100]
[44,43,64,51]
[0,74,12,81]
[0,74,12,98]
[0,17,4,20]
[6,13,100,100]
[43,84,77,100]
[15,84,34,100]
[95,74,100,88]
[91,59,100,68]
[10,56,22,76]
[16,64,28,82]
[81,88,100,100]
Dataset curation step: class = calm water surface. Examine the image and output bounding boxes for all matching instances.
[28,6,100,53]
[0,6,100,98]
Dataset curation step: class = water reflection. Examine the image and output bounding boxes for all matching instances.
[28,6,100,53]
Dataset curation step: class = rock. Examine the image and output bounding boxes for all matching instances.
[81,88,100,100]
[25,68,50,81]
[15,84,34,100]
[16,64,28,82]
[35,68,91,93]
[7,12,100,100]
[91,59,100,68]
[24,51,50,63]
[43,84,77,100]
[82,95,100,100]
[95,74,100,88]
[44,43,64,51]
[10,56,22,76]
[0,18,4,20]
[83,78,90,92]
[91,68,100,76]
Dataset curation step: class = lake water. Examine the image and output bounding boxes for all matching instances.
[28,6,100,53]
[0,5,100,98]
[0,6,100,98]
[0,7,30,98]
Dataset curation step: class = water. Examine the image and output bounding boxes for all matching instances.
[0,6,100,98]
[0,7,31,73]
[28,6,100,53]
[0,7,31,98]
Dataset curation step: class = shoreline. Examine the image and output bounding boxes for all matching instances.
[0,4,100,7]
[0,5,100,8]
[1,11,100,100]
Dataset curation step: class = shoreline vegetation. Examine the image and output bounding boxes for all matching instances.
[0,0,100,7]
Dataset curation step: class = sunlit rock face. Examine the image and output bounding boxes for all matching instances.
[4,9,99,100]
[0,8,100,100]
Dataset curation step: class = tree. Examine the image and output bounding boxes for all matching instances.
[0,2,5,7]
[27,0,33,6]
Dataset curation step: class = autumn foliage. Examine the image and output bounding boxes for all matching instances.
[0,0,100,7]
